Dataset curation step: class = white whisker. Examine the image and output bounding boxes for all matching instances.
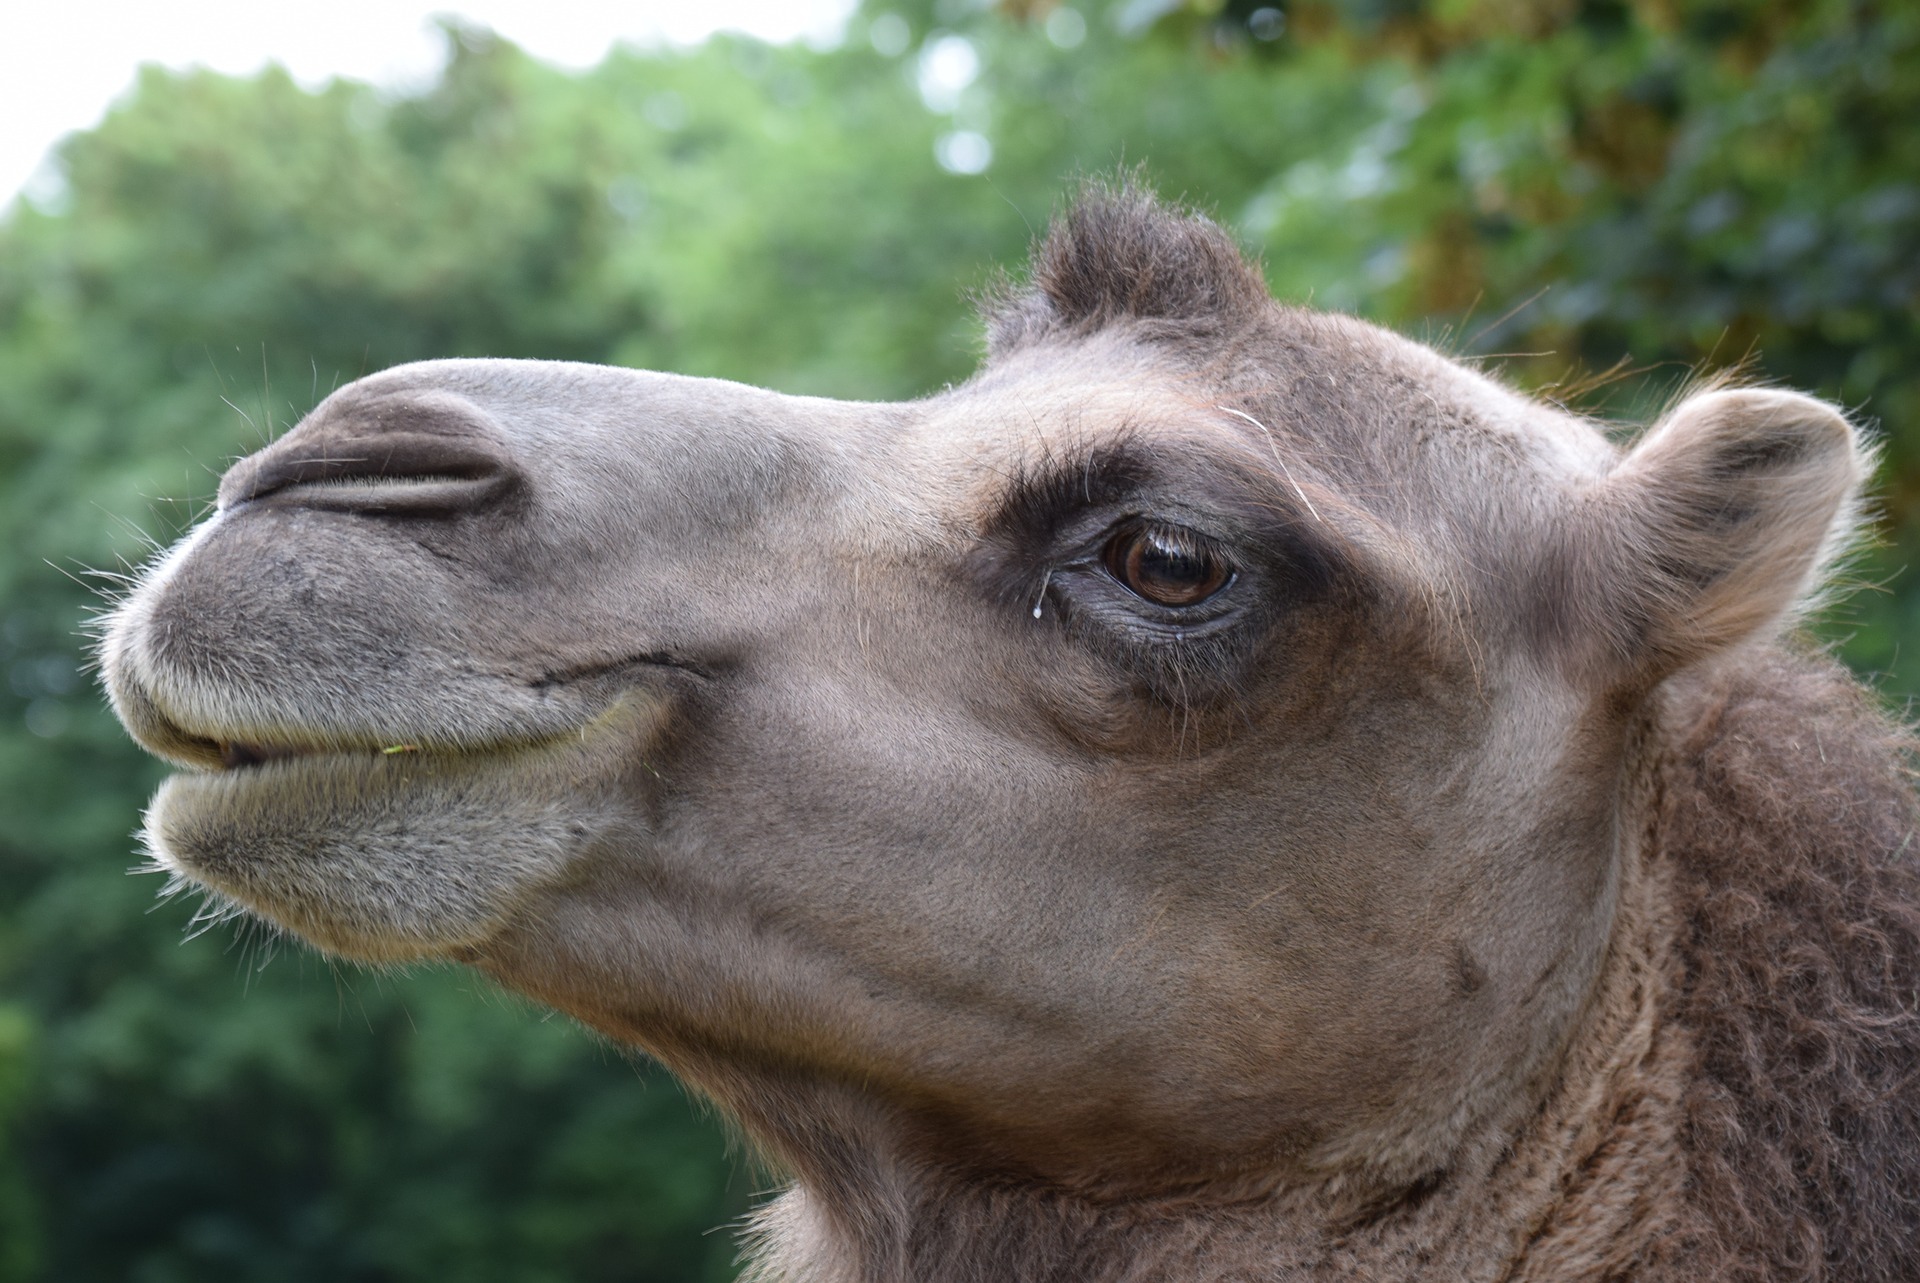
[1216,405,1322,523]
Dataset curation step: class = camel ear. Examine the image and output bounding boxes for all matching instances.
[1568,389,1866,679]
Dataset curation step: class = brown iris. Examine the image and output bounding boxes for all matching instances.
[1102,523,1232,607]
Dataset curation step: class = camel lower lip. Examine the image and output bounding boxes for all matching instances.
[146,746,588,962]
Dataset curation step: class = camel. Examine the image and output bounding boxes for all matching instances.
[100,185,1920,1281]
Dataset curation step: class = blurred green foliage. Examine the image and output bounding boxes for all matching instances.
[0,1,1914,1278]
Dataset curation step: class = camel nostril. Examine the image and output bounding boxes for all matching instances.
[222,431,521,516]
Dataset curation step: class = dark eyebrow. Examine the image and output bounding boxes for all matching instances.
[981,440,1160,551]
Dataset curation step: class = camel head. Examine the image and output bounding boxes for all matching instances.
[101,189,1864,1212]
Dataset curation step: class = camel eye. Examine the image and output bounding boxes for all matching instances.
[1102,523,1232,608]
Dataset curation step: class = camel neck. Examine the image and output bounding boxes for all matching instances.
[741,814,1692,1283]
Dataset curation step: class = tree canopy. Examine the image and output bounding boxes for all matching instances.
[2,2,1915,1278]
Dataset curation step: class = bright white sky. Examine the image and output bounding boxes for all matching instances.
[1,0,861,211]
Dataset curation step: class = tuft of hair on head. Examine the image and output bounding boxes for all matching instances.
[980,175,1274,358]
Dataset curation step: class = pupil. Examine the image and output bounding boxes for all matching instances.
[1103,524,1229,607]
[1141,537,1204,584]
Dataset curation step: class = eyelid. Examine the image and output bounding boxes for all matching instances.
[1093,515,1231,561]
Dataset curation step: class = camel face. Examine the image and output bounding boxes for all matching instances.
[102,196,1862,1202]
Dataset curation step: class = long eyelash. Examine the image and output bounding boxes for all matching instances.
[989,436,1158,555]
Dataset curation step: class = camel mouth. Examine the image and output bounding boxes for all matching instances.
[140,692,670,962]
[213,739,431,771]
[174,727,569,780]
[137,712,484,776]
[183,732,554,787]
[218,740,322,770]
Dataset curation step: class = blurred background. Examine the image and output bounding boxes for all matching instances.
[2,1,1916,1279]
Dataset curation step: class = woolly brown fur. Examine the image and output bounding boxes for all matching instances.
[1655,653,1920,1280]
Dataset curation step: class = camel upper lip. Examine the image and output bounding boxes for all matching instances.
[107,626,710,773]
[124,690,566,775]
